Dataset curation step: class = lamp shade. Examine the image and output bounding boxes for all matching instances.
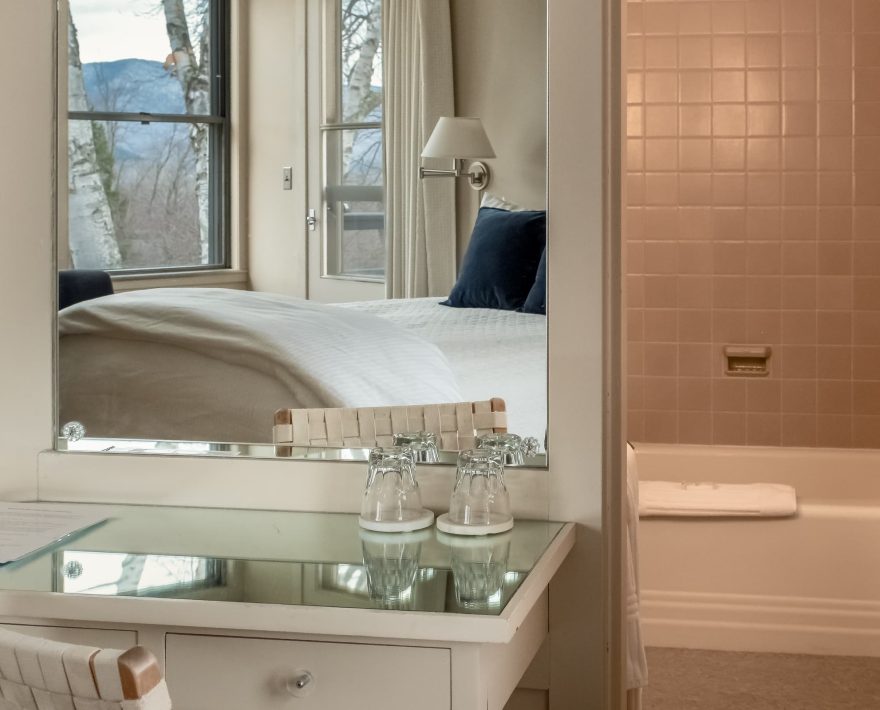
[421,117,496,160]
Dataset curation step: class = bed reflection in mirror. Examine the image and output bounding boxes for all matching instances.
[56,0,548,463]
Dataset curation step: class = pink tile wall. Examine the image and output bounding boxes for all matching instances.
[626,0,880,448]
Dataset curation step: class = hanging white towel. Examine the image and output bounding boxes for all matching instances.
[639,481,797,518]
[625,444,648,707]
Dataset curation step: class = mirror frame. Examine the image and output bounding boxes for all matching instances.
[0,0,622,707]
[53,0,551,467]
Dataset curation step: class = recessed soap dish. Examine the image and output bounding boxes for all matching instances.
[724,346,771,377]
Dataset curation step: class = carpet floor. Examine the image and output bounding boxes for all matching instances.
[643,647,880,710]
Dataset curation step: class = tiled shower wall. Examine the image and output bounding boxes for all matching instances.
[625,0,880,447]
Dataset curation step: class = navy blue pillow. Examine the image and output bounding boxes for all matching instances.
[58,269,114,310]
[442,207,546,310]
[521,246,546,315]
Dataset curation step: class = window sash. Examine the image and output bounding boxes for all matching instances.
[65,0,231,275]
[319,0,385,282]
[68,111,225,125]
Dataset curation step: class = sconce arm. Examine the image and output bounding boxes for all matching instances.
[418,158,490,191]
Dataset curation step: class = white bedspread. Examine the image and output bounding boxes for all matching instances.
[59,289,462,442]
[337,298,547,443]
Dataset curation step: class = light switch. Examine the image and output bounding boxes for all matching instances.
[282,167,293,190]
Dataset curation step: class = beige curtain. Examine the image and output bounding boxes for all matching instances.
[383,0,456,298]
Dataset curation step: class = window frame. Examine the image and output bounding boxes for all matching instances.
[65,0,231,276]
[318,0,386,284]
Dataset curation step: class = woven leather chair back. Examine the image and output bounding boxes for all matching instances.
[274,398,507,454]
[0,628,171,709]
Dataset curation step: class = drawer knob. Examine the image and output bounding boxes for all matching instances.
[286,671,315,697]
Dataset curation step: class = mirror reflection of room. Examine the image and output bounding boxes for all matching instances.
[57,0,548,457]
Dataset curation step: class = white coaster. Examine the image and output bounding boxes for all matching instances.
[359,528,432,544]
[436,530,513,548]
[435,513,514,536]
[358,509,434,533]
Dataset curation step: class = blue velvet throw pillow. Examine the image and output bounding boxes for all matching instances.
[442,207,546,310]
[521,246,546,315]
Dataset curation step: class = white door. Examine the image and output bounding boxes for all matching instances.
[305,0,386,303]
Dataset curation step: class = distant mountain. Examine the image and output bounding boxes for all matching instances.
[81,59,188,165]
[83,58,184,114]
[79,59,385,183]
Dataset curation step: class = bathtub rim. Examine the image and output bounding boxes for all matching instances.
[631,442,880,501]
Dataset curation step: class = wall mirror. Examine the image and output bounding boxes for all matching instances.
[55,0,548,466]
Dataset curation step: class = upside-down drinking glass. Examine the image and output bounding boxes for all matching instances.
[445,532,512,611]
[475,433,540,466]
[360,529,427,610]
[392,431,439,463]
[438,449,513,534]
[359,446,434,532]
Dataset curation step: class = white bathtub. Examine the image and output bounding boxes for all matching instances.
[634,443,880,657]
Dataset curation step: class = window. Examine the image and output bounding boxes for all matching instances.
[57,551,224,597]
[321,0,385,280]
[66,0,229,272]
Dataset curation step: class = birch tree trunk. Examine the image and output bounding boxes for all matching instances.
[344,2,381,121]
[342,1,381,179]
[116,554,147,594]
[67,13,121,269]
[162,0,211,263]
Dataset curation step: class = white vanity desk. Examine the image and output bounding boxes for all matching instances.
[0,504,574,709]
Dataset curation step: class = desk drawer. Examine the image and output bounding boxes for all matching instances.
[1,624,136,649]
[165,633,450,710]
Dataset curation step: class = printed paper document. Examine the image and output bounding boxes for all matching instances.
[0,503,107,564]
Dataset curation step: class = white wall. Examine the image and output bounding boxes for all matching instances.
[0,0,55,500]
[546,0,623,704]
[450,0,547,257]
[245,0,309,296]
[451,0,547,209]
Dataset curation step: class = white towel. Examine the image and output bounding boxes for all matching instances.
[639,481,797,518]
[625,444,648,702]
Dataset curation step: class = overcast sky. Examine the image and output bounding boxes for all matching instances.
[71,0,181,64]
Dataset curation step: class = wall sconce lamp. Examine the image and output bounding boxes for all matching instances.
[420,117,496,191]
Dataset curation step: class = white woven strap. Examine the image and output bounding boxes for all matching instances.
[0,632,166,710]
[31,689,56,710]
[36,641,72,696]
[0,680,36,710]
[0,632,85,710]
[120,681,171,710]
[274,399,507,450]
[72,698,108,710]
[91,651,124,703]
[41,693,75,710]
[354,408,375,446]
[61,647,100,701]
[0,631,36,710]
[12,637,47,694]
[0,630,24,683]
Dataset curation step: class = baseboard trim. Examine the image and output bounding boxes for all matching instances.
[641,590,880,657]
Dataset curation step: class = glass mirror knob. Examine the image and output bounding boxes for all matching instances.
[61,421,86,442]
[63,560,84,580]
